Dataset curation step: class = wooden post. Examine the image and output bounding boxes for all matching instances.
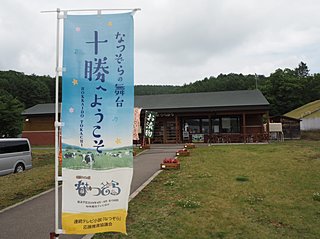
[266,111,270,141]
[242,113,246,142]
[175,115,180,144]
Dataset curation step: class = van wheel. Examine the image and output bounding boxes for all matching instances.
[14,163,25,173]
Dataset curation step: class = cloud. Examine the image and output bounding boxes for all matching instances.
[0,0,320,85]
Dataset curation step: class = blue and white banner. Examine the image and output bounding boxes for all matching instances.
[61,12,134,234]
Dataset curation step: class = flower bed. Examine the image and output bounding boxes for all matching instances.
[176,149,190,156]
[160,158,180,170]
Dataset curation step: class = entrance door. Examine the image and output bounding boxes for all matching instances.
[153,118,176,143]
[165,120,176,143]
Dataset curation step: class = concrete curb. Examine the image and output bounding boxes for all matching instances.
[81,169,163,239]
[134,148,149,157]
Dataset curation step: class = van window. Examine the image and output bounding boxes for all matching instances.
[0,140,30,154]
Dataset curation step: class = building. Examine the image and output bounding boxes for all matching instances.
[285,99,320,131]
[136,90,270,144]
[22,90,270,145]
[270,116,301,139]
[22,103,61,145]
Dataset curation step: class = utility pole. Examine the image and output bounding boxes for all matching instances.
[255,73,258,90]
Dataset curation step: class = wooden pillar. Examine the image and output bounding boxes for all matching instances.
[242,113,246,142]
[175,115,180,144]
[208,114,212,134]
[266,111,270,140]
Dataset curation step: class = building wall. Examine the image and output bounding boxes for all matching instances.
[22,131,55,145]
[22,115,55,145]
[23,109,269,145]
[301,118,320,131]
[149,110,268,143]
[244,114,264,135]
[270,116,301,139]
[23,115,55,131]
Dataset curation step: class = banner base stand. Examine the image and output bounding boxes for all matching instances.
[50,232,59,239]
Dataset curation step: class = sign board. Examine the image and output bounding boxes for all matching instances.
[183,131,190,140]
[61,12,134,234]
[192,134,204,143]
[144,111,157,138]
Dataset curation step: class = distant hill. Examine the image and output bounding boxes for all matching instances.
[134,85,179,95]
[1,61,320,117]
[134,73,262,95]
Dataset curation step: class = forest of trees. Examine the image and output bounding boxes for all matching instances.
[0,62,319,136]
[135,62,320,115]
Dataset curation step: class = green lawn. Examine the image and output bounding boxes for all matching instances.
[0,149,55,210]
[95,140,320,239]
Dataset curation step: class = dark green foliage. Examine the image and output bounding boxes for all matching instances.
[135,62,320,116]
[260,68,305,115]
[0,61,319,123]
[134,85,180,95]
[295,61,310,78]
[313,192,320,202]
[0,70,58,136]
[0,70,54,108]
[236,176,249,182]
[0,89,24,137]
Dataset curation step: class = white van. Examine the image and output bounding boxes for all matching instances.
[0,138,32,176]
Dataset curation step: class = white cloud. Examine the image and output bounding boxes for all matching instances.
[0,0,319,85]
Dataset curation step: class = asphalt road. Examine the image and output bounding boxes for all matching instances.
[0,144,182,239]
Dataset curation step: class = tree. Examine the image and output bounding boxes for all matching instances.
[295,61,309,78]
[0,89,24,137]
[262,68,305,115]
[0,71,52,108]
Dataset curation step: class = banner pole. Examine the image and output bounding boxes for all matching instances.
[54,8,61,239]
[41,8,141,13]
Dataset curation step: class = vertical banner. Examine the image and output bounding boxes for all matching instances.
[144,111,157,138]
[61,13,134,234]
[133,108,141,141]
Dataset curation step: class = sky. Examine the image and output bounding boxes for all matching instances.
[1,0,320,85]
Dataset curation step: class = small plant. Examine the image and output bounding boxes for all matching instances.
[176,198,201,208]
[163,180,175,186]
[211,231,227,239]
[236,176,249,182]
[313,192,320,201]
[199,172,213,178]
[246,193,264,205]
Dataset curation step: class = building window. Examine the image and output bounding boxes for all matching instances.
[183,118,209,134]
[185,119,200,134]
[211,116,240,133]
[201,119,209,134]
[212,118,220,133]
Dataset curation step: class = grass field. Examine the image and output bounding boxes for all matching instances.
[301,130,320,141]
[0,149,55,210]
[95,140,320,239]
